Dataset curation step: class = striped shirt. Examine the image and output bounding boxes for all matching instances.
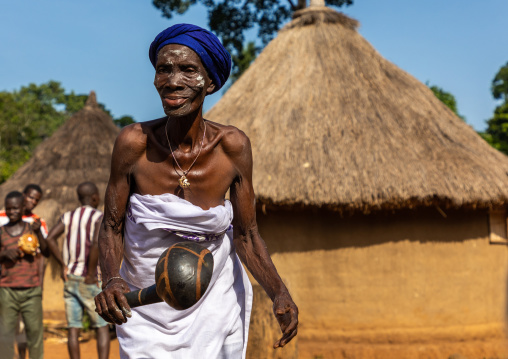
[0,223,41,288]
[0,211,48,239]
[61,206,103,277]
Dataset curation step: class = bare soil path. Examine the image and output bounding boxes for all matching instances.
[44,337,121,359]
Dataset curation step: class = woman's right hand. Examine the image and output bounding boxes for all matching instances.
[94,277,132,325]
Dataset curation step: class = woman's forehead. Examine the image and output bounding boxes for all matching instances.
[157,44,200,62]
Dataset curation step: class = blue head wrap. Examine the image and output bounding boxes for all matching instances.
[149,24,231,93]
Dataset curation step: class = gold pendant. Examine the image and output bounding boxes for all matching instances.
[178,175,190,188]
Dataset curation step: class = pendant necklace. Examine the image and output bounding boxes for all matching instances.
[165,117,206,189]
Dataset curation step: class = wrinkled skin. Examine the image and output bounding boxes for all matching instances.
[154,45,211,118]
[94,44,298,348]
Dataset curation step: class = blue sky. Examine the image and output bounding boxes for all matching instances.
[1,0,507,131]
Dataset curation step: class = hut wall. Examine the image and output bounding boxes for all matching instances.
[256,207,508,358]
[42,267,65,318]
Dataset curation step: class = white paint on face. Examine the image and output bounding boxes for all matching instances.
[158,51,174,66]
[167,49,186,57]
[196,74,205,88]
[154,44,211,118]
[157,48,192,67]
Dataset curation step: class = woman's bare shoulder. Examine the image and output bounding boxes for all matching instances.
[115,118,165,149]
[112,118,166,166]
[205,120,250,156]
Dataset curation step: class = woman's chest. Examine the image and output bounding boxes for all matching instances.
[133,149,236,207]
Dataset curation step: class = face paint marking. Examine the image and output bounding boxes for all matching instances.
[196,75,205,88]
[158,52,174,66]
[154,44,213,117]
[166,49,185,57]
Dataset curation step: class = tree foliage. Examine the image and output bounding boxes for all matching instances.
[428,84,465,121]
[482,103,508,154]
[114,115,136,128]
[0,81,135,183]
[152,0,353,80]
[229,41,257,84]
[482,63,508,155]
[492,62,508,103]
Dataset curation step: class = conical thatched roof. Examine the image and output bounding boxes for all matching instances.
[206,6,508,213]
[0,91,119,225]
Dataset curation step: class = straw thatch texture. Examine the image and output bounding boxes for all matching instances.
[0,92,119,225]
[206,7,508,212]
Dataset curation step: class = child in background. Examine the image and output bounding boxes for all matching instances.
[0,191,50,359]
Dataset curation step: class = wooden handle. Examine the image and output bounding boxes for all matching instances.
[124,284,162,308]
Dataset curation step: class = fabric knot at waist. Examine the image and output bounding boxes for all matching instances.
[127,193,234,243]
[163,224,233,242]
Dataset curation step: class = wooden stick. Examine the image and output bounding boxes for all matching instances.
[123,284,162,308]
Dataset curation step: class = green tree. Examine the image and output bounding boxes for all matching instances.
[492,62,508,103]
[428,84,465,121]
[482,62,508,154]
[0,81,69,183]
[229,41,258,84]
[152,0,353,81]
[114,115,136,128]
[481,103,508,153]
[0,81,135,183]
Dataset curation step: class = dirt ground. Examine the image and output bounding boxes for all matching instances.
[31,319,122,359]
[31,317,508,359]
[44,337,121,359]
[41,334,508,359]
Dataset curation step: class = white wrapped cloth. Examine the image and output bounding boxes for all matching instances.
[118,193,253,359]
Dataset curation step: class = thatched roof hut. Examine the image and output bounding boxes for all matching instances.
[207,6,508,213]
[0,91,119,226]
[207,5,508,359]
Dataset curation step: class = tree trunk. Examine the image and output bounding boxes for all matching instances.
[296,0,307,10]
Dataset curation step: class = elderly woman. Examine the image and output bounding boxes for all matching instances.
[94,24,298,358]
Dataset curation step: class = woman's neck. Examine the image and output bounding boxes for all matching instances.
[166,109,206,152]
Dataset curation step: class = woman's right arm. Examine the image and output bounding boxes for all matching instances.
[94,124,145,325]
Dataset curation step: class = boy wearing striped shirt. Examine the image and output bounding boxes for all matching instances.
[45,182,110,359]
